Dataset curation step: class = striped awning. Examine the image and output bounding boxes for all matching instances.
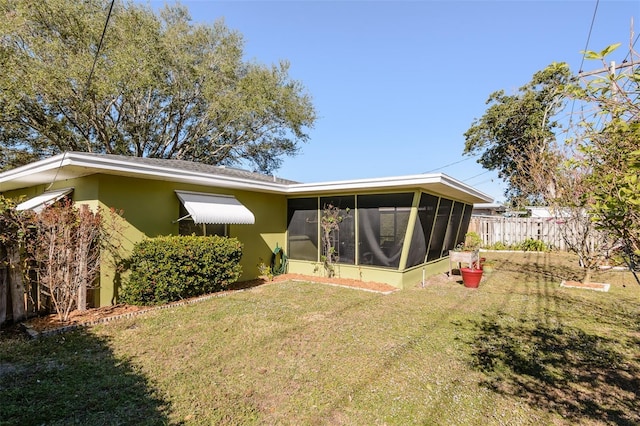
[175,191,255,225]
[16,187,74,213]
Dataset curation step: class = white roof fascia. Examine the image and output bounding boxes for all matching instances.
[63,153,289,193]
[0,154,74,185]
[0,152,289,194]
[285,173,493,203]
[0,153,493,203]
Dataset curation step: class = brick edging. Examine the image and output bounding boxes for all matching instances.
[21,288,250,339]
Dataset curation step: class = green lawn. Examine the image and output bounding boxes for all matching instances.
[1,252,639,425]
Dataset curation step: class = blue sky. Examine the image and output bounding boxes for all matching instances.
[141,0,639,202]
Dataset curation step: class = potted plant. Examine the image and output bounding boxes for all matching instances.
[460,266,483,288]
[449,232,483,278]
[481,259,495,273]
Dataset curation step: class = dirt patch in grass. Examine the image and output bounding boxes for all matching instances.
[269,273,399,293]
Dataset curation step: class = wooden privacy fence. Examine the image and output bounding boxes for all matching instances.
[469,215,599,252]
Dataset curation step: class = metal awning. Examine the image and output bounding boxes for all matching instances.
[175,191,255,224]
[16,187,74,213]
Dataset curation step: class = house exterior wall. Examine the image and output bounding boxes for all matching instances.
[2,174,287,307]
[93,174,287,306]
[286,252,450,289]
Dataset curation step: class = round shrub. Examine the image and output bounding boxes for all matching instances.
[120,235,243,305]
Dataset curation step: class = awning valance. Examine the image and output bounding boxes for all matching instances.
[175,191,255,225]
[16,187,74,213]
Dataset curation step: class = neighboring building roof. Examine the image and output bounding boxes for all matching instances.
[0,152,493,204]
[526,206,554,218]
[472,202,507,216]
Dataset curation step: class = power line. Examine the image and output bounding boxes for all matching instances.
[423,154,478,174]
[463,170,492,183]
[569,0,600,128]
[83,0,115,99]
[578,0,600,75]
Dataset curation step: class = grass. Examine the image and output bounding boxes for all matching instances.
[1,252,639,425]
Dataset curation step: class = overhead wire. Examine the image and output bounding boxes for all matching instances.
[463,170,492,183]
[569,0,600,129]
[577,0,600,76]
[422,154,479,174]
[83,0,115,99]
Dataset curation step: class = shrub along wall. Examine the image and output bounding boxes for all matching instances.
[120,235,243,306]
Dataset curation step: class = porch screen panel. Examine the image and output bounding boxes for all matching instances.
[287,198,319,261]
[441,201,464,257]
[456,204,473,247]
[406,193,439,268]
[320,196,356,264]
[357,193,413,268]
[427,198,452,261]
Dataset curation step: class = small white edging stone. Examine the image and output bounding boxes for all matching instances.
[560,280,610,292]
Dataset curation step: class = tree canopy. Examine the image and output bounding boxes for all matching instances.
[0,0,316,173]
[463,40,640,278]
[463,62,572,204]
[574,43,640,263]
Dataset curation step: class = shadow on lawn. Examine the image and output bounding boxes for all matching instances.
[495,255,583,283]
[468,311,640,425]
[0,329,172,425]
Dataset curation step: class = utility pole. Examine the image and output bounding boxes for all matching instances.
[577,59,640,78]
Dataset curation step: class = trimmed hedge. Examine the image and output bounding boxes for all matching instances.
[120,235,243,305]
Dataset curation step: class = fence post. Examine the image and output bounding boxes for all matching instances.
[8,244,26,322]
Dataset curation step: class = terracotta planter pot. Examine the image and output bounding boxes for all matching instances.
[460,267,483,288]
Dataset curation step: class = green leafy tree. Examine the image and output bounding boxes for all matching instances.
[464,40,640,283]
[0,0,316,173]
[571,42,640,277]
[463,62,611,281]
[463,62,572,205]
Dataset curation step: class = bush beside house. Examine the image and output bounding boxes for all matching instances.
[120,236,243,306]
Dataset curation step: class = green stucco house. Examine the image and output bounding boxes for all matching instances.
[0,152,492,307]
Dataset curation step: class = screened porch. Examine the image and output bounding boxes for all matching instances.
[286,191,473,274]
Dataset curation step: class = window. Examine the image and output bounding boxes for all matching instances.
[320,196,355,264]
[427,198,452,261]
[441,201,464,256]
[178,203,227,236]
[357,193,413,268]
[406,193,439,268]
[287,198,319,261]
[456,204,473,247]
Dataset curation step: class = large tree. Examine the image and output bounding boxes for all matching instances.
[463,62,607,278]
[0,0,316,173]
[463,62,572,205]
[463,41,640,282]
